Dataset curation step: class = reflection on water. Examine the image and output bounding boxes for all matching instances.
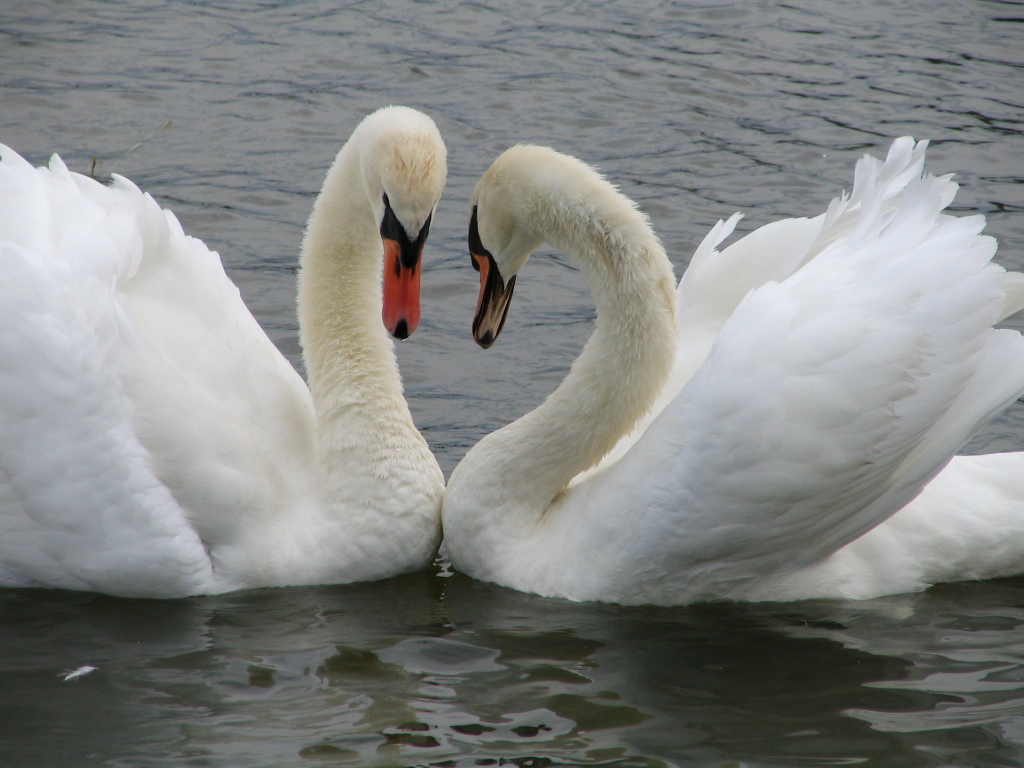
[3,574,1024,766]
[3,0,1024,765]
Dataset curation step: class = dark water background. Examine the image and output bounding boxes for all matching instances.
[2,0,1024,765]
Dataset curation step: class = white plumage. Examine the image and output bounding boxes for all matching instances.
[443,138,1024,605]
[0,106,446,597]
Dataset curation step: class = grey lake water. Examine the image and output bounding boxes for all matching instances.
[3,0,1024,765]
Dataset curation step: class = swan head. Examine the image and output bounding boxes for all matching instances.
[470,144,596,347]
[354,106,447,339]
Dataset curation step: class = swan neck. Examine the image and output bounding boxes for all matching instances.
[297,142,428,490]
[468,181,677,516]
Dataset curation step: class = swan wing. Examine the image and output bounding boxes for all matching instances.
[564,163,1024,604]
[671,138,939,401]
[673,138,1024,385]
[579,139,936,481]
[0,147,314,595]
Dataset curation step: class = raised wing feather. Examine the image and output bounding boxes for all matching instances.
[564,165,1024,605]
[673,137,931,386]
[0,147,314,595]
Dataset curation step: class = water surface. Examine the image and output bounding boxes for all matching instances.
[2,0,1024,765]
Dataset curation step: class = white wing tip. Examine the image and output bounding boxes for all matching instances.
[676,213,743,293]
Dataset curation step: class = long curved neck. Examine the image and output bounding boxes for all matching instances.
[463,182,678,520]
[297,143,429,503]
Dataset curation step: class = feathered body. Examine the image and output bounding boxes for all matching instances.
[0,106,445,597]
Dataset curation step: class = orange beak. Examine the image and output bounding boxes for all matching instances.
[379,196,431,340]
[469,207,516,349]
[382,237,422,340]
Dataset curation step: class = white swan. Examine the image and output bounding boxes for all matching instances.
[0,106,446,598]
[442,138,1024,605]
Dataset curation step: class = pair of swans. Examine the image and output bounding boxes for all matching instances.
[2,107,1023,602]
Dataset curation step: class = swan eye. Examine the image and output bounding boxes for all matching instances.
[383,192,391,208]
